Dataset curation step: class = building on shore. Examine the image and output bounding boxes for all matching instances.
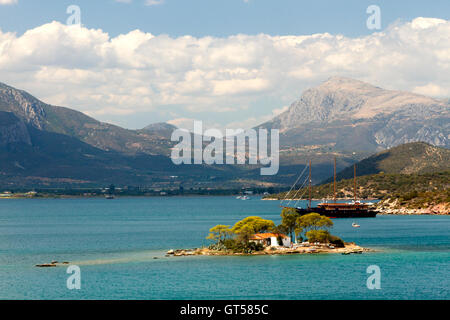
[250,233,291,248]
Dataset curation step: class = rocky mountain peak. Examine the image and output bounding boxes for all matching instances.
[143,122,177,132]
[320,76,381,91]
[266,77,448,129]
[260,77,449,150]
[142,122,177,139]
[0,82,47,129]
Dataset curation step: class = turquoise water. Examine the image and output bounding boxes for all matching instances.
[0,197,448,300]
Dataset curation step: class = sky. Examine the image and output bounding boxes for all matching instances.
[0,0,449,130]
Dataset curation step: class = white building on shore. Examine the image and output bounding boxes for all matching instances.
[250,233,291,248]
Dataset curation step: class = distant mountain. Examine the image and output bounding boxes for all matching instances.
[0,83,248,188]
[325,142,450,183]
[1,79,448,189]
[0,111,31,147]
[141,122,177,139]
[0,117,248,189]
[0,123,177,188]
[0,82,173,156]
[261,77,449,151]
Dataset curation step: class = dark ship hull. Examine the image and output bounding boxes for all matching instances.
[295,205,377,218]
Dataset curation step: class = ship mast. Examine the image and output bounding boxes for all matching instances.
[354,164,357,202]
[308,159,312,209]
[333,157,337,203]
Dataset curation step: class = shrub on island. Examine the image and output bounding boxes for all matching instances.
[304,230,345,247]
[329,235,345,248]
[305,230,331,243]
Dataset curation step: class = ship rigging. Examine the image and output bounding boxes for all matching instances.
[281,158,377,218]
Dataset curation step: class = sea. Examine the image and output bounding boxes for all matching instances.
[0,197,448,300]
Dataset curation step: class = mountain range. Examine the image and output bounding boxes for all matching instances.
[0,82,173,156]
[0,83,246,188]
[0,77,448,188]
[262,77,449,151]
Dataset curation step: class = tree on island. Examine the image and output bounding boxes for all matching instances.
[278,210,333,244]
[231,216,275,248]
[206,216,275,253]
[295,213,344,247]
[280,207,300,243]
[296,213,333,243]
[206,225,232,244]
[231,216,275,234]
[297,213,333,233]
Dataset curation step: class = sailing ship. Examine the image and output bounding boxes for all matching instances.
[282,158,377,218]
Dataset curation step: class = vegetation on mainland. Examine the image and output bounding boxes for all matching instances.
[264,171,449,214]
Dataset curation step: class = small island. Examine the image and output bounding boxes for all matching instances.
[168,210,371,257]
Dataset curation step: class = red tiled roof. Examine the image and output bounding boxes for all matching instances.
[250,233,288,240]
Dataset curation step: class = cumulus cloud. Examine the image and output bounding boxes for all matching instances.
[0,0,17,5]
[145,0,164,6]
[226,105,289,130]
[0,17,449,129]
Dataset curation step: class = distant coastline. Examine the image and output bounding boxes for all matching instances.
[1,193,265,199]
[0,188,283,199]
[376,199,449,215]
[262,197,379,201]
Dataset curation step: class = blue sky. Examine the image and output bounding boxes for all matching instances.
[1,0,450,38]
[0,0,449,130]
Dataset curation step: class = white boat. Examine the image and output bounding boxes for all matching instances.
[352,222,360,228]
[241,196,250,200]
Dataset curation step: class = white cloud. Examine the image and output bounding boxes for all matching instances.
[115,0,165,5]
[226,105,289,130]
[0,17,449,130]
[413,83,448,97]
[411,17,446,29]
[167,118,222,132]
[0,0,17,5]
[145,0,164,6]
